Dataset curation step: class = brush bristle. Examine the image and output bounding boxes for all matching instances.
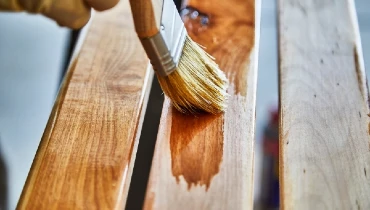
[156,35,228,114]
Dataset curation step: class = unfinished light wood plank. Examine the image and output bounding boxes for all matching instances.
[279,0,370,209]
[143,0,260,209]
[17,1,152,209]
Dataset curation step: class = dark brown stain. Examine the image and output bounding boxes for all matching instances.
[181,0,255,96]
[354,46,364,99]
[170,108,223,190]
[286,141,289,145]
[359,112,361,118]
[365,77,370,110]
[368,122,370,135]
[364,168,367,177]
[303,169,306,173]
[255,109,257,119]
[356,199,360,210]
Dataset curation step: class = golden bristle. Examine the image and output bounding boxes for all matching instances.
[156,35,228,114]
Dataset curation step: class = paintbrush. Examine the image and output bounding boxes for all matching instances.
[129,0,228,114]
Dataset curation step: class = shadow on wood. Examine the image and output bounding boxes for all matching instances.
[125,79,164,210]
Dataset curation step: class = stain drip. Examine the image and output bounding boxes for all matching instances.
[170,108,224,190]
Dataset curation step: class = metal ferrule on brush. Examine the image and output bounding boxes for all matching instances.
[140,0,187,77]
[141,34,176,76]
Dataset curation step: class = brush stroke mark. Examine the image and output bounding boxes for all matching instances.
[170,109,223,190]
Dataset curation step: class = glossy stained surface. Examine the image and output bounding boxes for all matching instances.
[279,0,370,209]
[170,110,223,190]
[17,1,153,209]
[143,0,260,209]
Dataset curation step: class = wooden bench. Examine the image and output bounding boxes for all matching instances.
[17,0,370,209]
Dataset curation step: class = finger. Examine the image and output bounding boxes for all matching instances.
[3,0,45,12]
[84,0,119,11]
[0,0,23,11]
[42,0,91,29]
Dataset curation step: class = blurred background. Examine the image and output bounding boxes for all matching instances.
[0,0,369,209]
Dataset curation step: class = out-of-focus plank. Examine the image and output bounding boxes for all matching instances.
[17,0,153,209]
[279,0,370,209]
[143,0,260,209]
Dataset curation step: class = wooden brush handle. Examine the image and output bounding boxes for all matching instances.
[129,0,164,38]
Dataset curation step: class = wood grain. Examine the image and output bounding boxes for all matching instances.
[279,0,370,209]
[17,1,153,209]
[143,0,260,209]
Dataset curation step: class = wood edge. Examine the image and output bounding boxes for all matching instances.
[17,57,79,209]
[278,104,285,210]
[251,0,261,207]
[276,0,286,208]
[119,66,154,209]
[348,0,369,108]
[16,20,92,209]
[142,98,171,210]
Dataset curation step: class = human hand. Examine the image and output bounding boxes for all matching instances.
[0,0,119,29]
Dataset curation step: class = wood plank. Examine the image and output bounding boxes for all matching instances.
[143,0,260,209]
[279,0,370,209]
[17,0,153,209]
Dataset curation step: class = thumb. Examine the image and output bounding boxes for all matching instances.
[0,0,91,29]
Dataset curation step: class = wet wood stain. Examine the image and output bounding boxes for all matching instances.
[170,108,224,190]
[168,0,256,190]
